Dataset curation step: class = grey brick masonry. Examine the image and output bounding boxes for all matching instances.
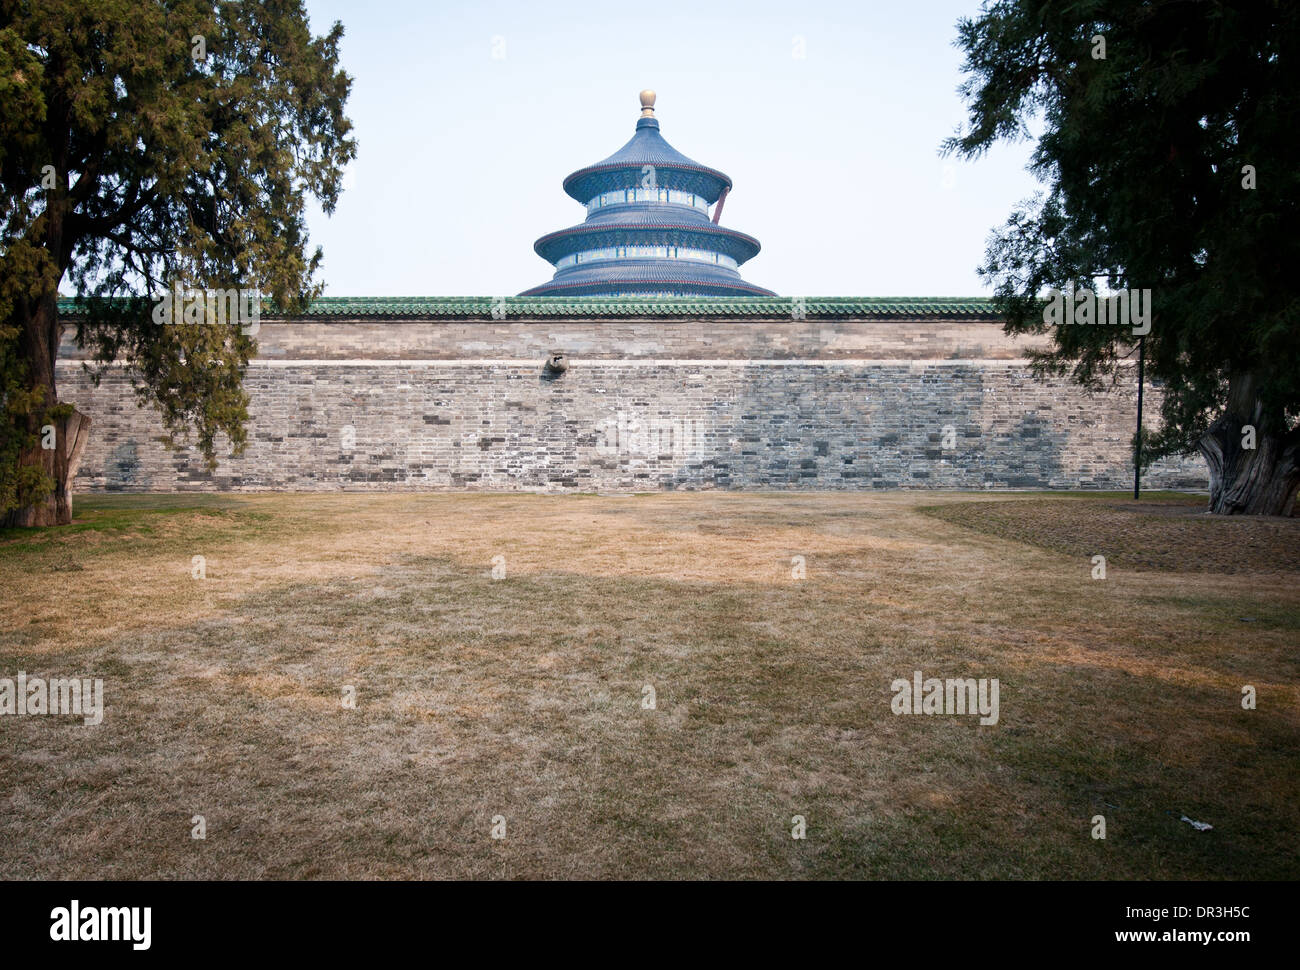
[55,315,1207,492]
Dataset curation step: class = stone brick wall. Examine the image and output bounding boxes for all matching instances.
[55,316,1207,492]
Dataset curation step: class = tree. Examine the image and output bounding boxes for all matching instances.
[0,0,355,525]
[945,0,1299,515]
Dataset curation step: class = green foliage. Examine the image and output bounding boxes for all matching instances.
[0,0,356,507]
[945,0,1300,461]
[0,320,52,513]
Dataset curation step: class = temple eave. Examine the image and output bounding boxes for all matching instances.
[523,91,772,298]
[533,224,762,265]
[520,279,776,297]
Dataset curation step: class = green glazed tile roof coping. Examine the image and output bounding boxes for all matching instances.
[57,295,1000,319]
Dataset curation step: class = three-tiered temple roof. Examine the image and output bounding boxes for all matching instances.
[521,91,774,297]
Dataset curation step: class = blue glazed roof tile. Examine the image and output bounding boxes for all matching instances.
[562,117,732,204]
[527,94,771,298]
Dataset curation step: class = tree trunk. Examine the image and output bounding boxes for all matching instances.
[1,409,92,527]
[2,288,88,527]
[1196,372,1300,516]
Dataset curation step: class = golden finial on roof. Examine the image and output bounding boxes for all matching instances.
[639,90,656,118]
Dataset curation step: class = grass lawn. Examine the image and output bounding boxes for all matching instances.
[1,491,1296,879]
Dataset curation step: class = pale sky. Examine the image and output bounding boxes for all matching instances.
[301,0,1041,297]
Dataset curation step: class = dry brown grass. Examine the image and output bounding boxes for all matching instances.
[924,494,1300,573]
[0,491,1296,880]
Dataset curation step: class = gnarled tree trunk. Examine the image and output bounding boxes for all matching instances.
[2,408,92,527]
[1196,372,1300,516]
[2,286,90,528]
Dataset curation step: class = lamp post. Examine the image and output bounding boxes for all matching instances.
[1134,335,1145,500]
